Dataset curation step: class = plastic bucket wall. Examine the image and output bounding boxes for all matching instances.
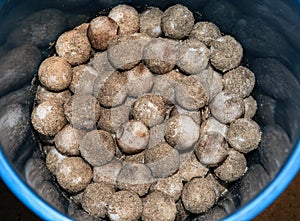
[0,0,300,220]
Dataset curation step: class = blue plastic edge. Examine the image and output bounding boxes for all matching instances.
[0,148,72,221]
[222,137,300,221]
[223,0,300,218]
[1,137,299,221]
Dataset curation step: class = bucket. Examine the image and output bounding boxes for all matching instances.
[0,0,300,220]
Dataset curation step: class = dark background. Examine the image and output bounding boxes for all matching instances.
[0,173,299,221]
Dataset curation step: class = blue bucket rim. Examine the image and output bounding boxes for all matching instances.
[1,137,300,221]
[222,137,300,221]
